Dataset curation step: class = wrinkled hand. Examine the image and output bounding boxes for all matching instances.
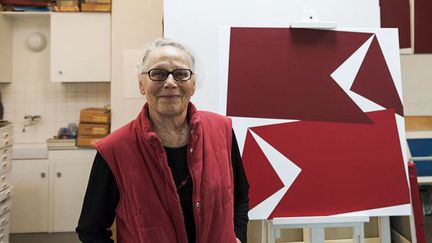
[236,238,241,243]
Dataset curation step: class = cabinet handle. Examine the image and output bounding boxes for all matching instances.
[58,70,63,75]
[1,163,6,168]
[57,172,62,178]
[2,155,7,160]
[2,133,8,138]
[41,172,46,178]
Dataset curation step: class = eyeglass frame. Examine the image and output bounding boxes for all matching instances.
[142,68,194,82]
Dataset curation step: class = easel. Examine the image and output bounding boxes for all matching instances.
[264,216,391,243]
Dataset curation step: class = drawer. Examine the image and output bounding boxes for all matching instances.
[0,187,12,202]
[0,147,11,161]
[0,138,12,150]
[0,199,11,217]
[0,161,10,174]
[0,223,9,243]
[0,147,11,174]
[0,172,10,192]
[0,125,12,150]
[0,212,9,227]
[0,126,12,139]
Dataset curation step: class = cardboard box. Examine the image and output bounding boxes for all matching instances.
[53,5,80,12]
[78,123,110,136]
[80,108,111,124]
[76,135,105,147]
[84,0,111,3]
[80,2,111,12]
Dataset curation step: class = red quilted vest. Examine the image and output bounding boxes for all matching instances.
[95,103,237,243]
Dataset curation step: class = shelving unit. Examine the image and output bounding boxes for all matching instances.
[0,11,50,18]
[0,123,13,242]
[418,177,432,185]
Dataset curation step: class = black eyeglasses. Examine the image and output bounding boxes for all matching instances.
[143,69,193,82]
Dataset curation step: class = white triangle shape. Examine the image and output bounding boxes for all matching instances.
[248,130,302,219]
[231,116,298,155]
[331,35,384,113]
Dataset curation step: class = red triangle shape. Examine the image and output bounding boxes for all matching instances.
[351,36,404,116]
[242,130,285,209]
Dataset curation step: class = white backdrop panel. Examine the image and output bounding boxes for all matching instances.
[164,0,380,112]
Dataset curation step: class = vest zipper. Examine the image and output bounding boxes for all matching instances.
[157,140,188,243]
[188,129,200,243]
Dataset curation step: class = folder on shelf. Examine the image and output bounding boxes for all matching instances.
[407,138,432,176]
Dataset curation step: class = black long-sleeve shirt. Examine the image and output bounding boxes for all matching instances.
[76,131,249,243]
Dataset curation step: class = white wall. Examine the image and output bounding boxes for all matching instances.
[0,17,110,143]
[401,55,432,115]
[110,0,163,130]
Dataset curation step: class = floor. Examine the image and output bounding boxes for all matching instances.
[8,216,432,243]
[425,215,432,243]
[9,232,80,243]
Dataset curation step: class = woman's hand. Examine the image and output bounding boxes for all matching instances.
[236,238,241,243]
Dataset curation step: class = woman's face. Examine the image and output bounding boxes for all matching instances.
[139,46,196,117]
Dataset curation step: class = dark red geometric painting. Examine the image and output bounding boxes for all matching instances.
[415,0,432,53]
[380,0,411,48]
[227,27,409,218]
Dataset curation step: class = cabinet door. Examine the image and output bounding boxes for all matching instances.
[0,15,12,83]
[52,162,92,232]
[10,160,49,233]
[50,13,111,82]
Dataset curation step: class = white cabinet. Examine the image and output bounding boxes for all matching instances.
[50,150,94,232]
[10,149,96,233]
[10,160,49,233]
[50,13,111,82]
[0,12,110,83]
[0,15,12,83]
[52,162,92,232]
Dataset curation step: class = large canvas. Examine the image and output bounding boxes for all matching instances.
[219,27,411,219]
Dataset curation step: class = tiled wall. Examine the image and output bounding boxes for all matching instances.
[0,16,110,144]
[1,82,110,144]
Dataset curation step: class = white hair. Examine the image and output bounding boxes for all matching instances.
[139,38,196,74]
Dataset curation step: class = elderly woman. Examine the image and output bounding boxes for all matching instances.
[76,39,249,243]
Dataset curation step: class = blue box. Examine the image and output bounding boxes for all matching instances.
[407,138,432,176]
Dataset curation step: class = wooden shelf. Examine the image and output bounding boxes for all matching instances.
[418,176,432,185]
